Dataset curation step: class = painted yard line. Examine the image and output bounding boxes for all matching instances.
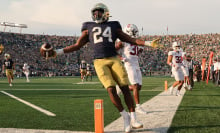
[0,91,56,117]
[0,89,162,91]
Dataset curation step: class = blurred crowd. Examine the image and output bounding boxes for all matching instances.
[0,32,220,77]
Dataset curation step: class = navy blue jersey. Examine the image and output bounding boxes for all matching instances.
[81,21,122,59]
[3,59,14,69]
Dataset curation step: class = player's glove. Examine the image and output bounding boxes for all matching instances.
[0,44,4,55]
[144,38,164,48]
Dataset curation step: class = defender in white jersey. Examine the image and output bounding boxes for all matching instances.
[23,63,30,82]
[167,42,184,96]
[115,24,147,114]
[180,49,192,90]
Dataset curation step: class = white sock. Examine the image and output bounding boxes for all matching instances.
[120,109,128,118]
[136,104,140,107]
[130,112,136,121]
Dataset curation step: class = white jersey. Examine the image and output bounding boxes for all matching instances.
[214,62,220,71]
[168,51,184,81]
[23,65,30,73]
[120,42,143,85]
[120,42,143,66]
[168,51,183,70]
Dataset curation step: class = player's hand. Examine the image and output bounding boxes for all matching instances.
[40,43,57,59]
[151,39,164,48]
[0,44,4,55]
[121,57,128,62]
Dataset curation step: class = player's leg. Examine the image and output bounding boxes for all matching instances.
[94,58,132,132]
[93,58,125,111]
[111,57,143,129]
[125,64,146,113]
[6,70,12,86]
[90,73,92,81]
[85,73,88,81]
[26,72,30,82]
[174,70,184,96]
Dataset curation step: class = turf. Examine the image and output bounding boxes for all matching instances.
[168,81,220,133]
[0,76,170,131]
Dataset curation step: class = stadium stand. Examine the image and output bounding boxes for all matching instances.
[1,32,220,78]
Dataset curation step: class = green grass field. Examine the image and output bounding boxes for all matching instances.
[0,76,220,132]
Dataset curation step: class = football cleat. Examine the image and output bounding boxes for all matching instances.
[176,90,181,96]
[169,86,174,95]
[131,119,143,129]
[136,106,147,114]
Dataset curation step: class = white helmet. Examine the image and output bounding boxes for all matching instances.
[172,42,181,51]
[81,60,86,63]
[4,53,10,60]
[123,24,139,38]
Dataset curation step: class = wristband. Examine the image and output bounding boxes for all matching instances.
[55,49,64,56]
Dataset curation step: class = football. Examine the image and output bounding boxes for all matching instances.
[40,43,55,59]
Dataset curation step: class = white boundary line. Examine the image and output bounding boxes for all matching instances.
[0,89,162,91]
[1,91,56,117]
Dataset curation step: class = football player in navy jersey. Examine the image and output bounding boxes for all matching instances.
[41,3,162,132]
[80,60,87,82]
[2,54,15,87]
[86,63,93,81]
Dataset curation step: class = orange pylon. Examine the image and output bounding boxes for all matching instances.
[94,99,104,133]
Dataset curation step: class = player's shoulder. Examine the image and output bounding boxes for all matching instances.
[168,50,175,55]
[82,21,96,26]
[108,21,120,24]
[107,21,121,28]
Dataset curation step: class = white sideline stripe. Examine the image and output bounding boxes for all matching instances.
[0,91,56,117]
[1,89,162,91]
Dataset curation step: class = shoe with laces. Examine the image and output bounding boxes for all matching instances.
[188,85,192,90]
[136,106,147,114]
[176,90,181,96]
[169,87,174,95]
[131,119,143,129]
[123,112,131,133]
[9,84,13,87]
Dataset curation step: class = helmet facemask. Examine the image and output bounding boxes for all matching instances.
[4,54,10,60]
[91,3,110,23]
[172,42,181,51]
[124,24,139,38]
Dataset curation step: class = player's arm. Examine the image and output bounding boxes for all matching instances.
[117,29,162,48]
[115,41,127,62]
[41,30,89,58]
[115,41,124,50]
[2,64,5,73]
[167,55,173,66]
[57,30,89,55]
